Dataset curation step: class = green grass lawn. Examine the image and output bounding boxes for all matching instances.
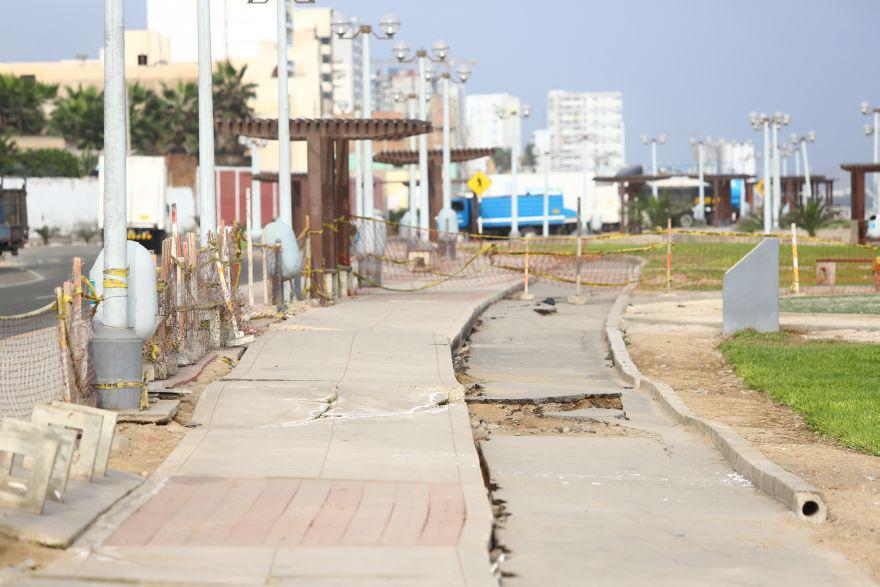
[720,331,880,455]
[780,295,880,315]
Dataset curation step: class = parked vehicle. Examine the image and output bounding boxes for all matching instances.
[452,194,578,236]
[0,177,28,255]
[98,156,168,251]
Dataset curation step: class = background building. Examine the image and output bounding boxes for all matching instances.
[690,138,757,175]
[465,93,521,151]
[546,90,625,175]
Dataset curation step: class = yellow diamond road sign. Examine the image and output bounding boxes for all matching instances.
[467,171,492,198]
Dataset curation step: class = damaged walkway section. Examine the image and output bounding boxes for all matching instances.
[28,287,518,587]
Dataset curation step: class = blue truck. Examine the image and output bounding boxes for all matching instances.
[452,194,578,236]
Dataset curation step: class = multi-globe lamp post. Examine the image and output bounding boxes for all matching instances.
[749,112,773,233]
[392,90,420,230]
[861,101,880,214]
[688,137,707,222]
[770,112,791,228]
[641,134,666,198]
[791,131,817,203]
[496,104,532,237]
[393,40,454,236]
[331,11,402,219]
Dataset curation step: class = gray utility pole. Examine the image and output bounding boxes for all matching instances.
[277,0,293,226]
[417,52,430,237]
[92,0,143,411]
[197,0,217,245]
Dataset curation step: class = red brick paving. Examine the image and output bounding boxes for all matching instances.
[106,477,465,548]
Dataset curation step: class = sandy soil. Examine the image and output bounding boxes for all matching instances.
[623,314,880,582]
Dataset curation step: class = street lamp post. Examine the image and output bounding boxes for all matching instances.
[197,0,217,244]
[749,112,772,233]
[497,105,532,237]
[861,101,880,214]
[791,131,817,203]
[770,112,791,228]
[579,134,597,233]
[641,134,667,198]
[689,137,707,222]
[332,12,402,218]
[393,90,420,229]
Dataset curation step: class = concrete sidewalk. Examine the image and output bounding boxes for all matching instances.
[27,286,516,586]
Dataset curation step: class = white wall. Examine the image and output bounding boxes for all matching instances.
[25,178,99,235]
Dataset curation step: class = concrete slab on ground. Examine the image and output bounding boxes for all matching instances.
[0,471,142,548]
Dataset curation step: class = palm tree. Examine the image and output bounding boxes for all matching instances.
[158,81,199,155]
[49,85,104,150]
[0,74,57,134]
[0,132,20,174]
[128,83,164,156]
[212,60,257,164]
[784,198,837,237]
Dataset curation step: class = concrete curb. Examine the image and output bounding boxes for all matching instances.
[606,286,828,523]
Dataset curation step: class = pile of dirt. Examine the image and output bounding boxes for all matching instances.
[623,317,880,582]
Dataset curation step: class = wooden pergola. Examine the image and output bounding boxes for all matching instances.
[217,118,432,292]
[696,173,753,226]
[840,163,880,243]
[374,148,495,231]
[780,175,835,209]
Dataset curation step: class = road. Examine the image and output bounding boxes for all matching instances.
[0,245,101,316]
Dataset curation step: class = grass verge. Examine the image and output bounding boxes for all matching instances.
[720,330,880,455]
[780,295,880,315]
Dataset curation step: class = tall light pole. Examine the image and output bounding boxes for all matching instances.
[239,137,268,237]
[332,12,401,219]
[689,137,707,222]
[769,112,791,228]
[579,133,597,233]
[197,0,217,244]
[791,131,817,203]
[749,112,772,233]
[641,134,667,198]
[861,101,880,214]
[393,90,420,228]
[497,104,532,236]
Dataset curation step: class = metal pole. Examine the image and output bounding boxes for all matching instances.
[354,108,363,217]
[874,111,879,213]
[442,75,452,213]
[581,141,589,232]
[575,197,583,296]
[197,0,216,245]
[277,0,292,227]
[250,142,262,232]
[246,188,254,307]
[103,0,128,327]
[407,98,418,227]
[651,141,659,198]
[362,32,374,217]
[791,222,800,294]
[417,54,430,238]
[801,141,813,202]
[697,142,706,222]
[542,151,550,237]
[763,121,772,233]
[795,149,801,177]
[772,123,782,228]
[511,115,520,237]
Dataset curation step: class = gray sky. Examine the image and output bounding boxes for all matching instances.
[2,0,879,176]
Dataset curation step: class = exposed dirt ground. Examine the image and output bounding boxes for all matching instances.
[623,314,880,582]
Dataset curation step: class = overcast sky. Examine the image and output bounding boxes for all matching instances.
[2,0,879,176]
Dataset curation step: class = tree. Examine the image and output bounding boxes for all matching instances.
[0,133,20,174]
[212,60,257,164]
[491,148,511,173]
[0,74,57,134]
[18,149,82,177]
[522,142,537,170]
[783,198,837,237]
[158,81,199,155]
[128,83,164,156]
[49,85,104,151]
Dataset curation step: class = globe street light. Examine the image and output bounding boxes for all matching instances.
[497,104,532,237]
[641,134,667,198]
[332,11,401,219]
[749,112,772,233]
[770,112,791,228]
[425,60,472,234]
[394,40,448,238]
[579,133,598,232]
[861,101,880,213]
[393,89,422,232]
[689,137,707,222]
[791,131,817,204]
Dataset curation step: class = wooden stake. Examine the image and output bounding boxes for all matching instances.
[261,227,270,305]
[666,218,673,293]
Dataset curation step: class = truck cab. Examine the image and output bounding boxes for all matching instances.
[0,177,28,255]
[453,194,578,236]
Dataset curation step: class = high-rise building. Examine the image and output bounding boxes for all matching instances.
[546,90,625,174]
[465,94,521,151]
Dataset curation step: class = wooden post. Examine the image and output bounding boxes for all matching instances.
[303,214,312,299]
[246,188,255,308]
[72,257,83,324]
[521,236,535,301]
[666,218,673,293]
[261,227,270,305]
[575,198,583,297]
[791,223,800,294]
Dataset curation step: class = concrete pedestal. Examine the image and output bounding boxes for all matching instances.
[90,324,143,411]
